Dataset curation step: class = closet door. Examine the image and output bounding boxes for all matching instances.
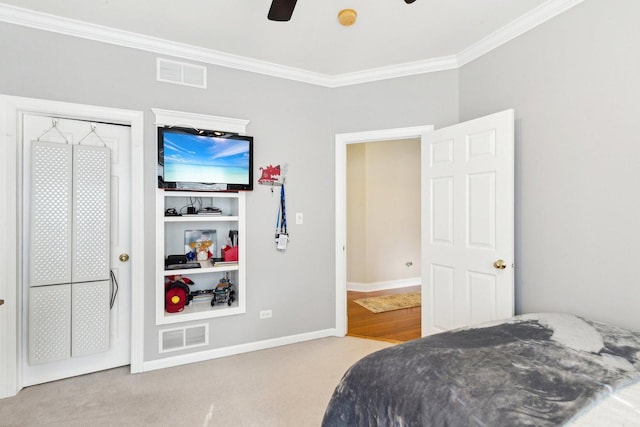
[22,114,131,387]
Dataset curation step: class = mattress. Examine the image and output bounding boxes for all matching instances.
[569,379,640,426]
[323,313,640,426]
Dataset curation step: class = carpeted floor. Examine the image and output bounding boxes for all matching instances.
[0,337,392,427]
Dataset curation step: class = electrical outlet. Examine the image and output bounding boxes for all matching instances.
[259,309,273,319]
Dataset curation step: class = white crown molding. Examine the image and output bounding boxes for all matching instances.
[0,0,583,88]
[327,56,459,88]
[458,0,585,67]
[0,3,334,86]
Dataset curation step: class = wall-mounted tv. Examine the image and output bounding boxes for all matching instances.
[158,126,253,191]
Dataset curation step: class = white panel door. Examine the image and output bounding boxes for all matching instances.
[421,110,514,336]
[21,115,132,386]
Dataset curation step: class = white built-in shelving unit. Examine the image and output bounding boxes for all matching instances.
[155,190,246,325]
[152,108,250,327]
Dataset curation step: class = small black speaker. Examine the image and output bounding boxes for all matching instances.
[165,255,188,266]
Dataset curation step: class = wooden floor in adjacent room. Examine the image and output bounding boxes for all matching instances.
[347,285,421,343]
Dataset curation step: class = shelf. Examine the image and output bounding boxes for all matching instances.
[158,298,243,325]
[164,215,239,223]
[163,264,239,276]
[163,190,240,199]
[156,188,246,326]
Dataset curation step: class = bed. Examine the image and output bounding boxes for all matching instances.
[322,313,640,426]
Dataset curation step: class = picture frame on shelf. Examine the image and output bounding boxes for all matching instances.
[184,229,217,261]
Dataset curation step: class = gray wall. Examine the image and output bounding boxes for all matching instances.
[332,72,460,133]
[0,22,459,362]
[459,0,640,332]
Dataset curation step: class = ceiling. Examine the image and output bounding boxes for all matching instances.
[0,0,581,85]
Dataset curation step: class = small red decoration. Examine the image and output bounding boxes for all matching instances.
[258,164,282,184]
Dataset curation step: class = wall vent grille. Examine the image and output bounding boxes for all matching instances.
[159,323,208,353]
[157,58,207,89]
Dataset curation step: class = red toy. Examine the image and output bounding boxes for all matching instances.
[165,275,194,313]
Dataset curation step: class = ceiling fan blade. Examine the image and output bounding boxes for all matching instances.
[268,0,298,21]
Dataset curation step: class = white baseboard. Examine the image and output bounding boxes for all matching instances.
[347,277,421,292]
[142,328,340,372]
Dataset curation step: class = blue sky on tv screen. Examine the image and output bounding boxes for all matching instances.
[163,132,250,184]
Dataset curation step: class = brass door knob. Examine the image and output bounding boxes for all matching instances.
[0,299,4,306]
[119,253,130,262]
[493,259,507,270]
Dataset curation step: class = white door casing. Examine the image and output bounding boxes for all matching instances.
[421,109,514,335]
[334,125,434,336]
[0,95,144,399]
[21,115,131,386]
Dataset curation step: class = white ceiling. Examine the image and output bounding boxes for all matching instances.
[0,0,581,84]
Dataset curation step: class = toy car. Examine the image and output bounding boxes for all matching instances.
[211,273,236,307]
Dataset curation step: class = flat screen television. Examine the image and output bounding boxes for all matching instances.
[158,126,253,191]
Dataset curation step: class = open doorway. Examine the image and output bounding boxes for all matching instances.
[334,125,434,340]
[345,139,421,342]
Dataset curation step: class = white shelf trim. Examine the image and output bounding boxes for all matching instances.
[152,108,249,134]
[158,301,244,325]
[164,215,240,223]
[163,265,239,276]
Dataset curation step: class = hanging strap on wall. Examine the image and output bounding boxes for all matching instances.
[275,184,289,251]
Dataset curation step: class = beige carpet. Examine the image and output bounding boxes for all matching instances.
[354,292,421,313]
[0,337,392,427]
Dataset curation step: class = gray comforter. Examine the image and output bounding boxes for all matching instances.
[322,313,640,426]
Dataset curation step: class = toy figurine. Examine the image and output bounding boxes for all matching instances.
[210,273,236,307]
[189,239,213,261]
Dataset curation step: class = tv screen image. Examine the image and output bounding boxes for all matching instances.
[158,127,253,191]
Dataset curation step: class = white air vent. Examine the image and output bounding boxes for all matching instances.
[157,58,207,89]
[159,323,208,353]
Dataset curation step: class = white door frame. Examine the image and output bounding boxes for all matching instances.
[0,95,145,398]
[334,125,434,336]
